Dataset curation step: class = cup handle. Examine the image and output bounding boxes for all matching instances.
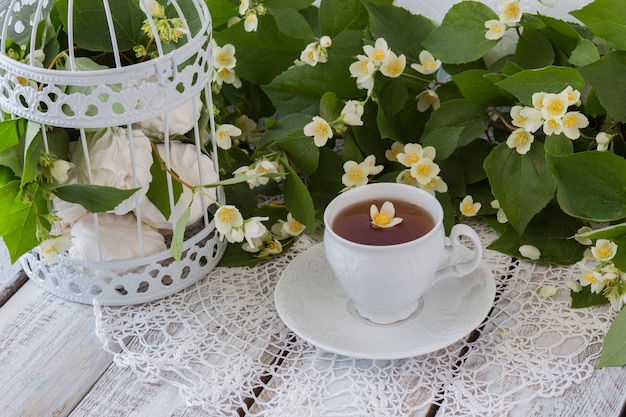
[433,224,483,284]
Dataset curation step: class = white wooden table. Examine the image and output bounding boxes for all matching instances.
[1,237,626,417]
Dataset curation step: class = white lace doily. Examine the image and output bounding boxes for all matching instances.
[94,222,613,416]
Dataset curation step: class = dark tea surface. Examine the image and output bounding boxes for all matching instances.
[331,199,435,245]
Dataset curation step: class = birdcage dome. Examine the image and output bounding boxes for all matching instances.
[1,0,226,305]
[0,0,214,128]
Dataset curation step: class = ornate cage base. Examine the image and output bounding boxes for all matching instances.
[20,219,226,306]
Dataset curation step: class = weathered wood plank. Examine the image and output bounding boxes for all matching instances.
[0,282,113,417]
[0,240,28,307]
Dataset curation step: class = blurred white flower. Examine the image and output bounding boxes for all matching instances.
[419,175,448,195]
[574,226,593,245]
[139,141,218,229]
[244,12,258,32]
[50,159,74,184]
[320,36,332,48]
[135,94,202,139]
[39,235,72,263]
[71,126,153,216]
[215,123,243,150]
[386,141,405,162]
[69,213,166,261]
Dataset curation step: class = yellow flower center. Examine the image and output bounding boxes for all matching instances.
[219,208,235,223]
[406,153,419,165]
[348,168,363,181]
[360,61,370,74]
[547,119,560,129]
[584,272,596,283]
[218,130,230,140]
[417,164,430,176]
[563,115,577,128]
[315,122,330,136]
[426,93,437,103]
[44,245,56,254]
[515,115,527,125]
[259,164,271,173]
[598,247,612,259]
[504,4,520,19]
[548,100,564,115]
[387,60,402,76]
[288,220,304,233]
[515,131,528,145]
[567,92,576,102]
[463,203,476,215]
[493,25,503,34]
[373,212,391,226]
[425,179,437,189]
[373,49,386,61]
[423,59,436,70]
[216,53,230,67]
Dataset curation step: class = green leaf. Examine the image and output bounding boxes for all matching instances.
[599,306,626,368]
[421,1,499,64]
[207,0,238,28]
[21,123,43,187]
[362,1,435,62]
[54,0,145,53]
[576,222,626,241]
[515,29,554,69]
[319,0,368,37]
[283,164,315,233]
[452,139,495,184]
[571,0,626,50]
[452,69,510,106]
[544,134,574,156]
[308,146,344,209]
[487,204,585,265]
[213,15,306,85]
[379,78,408,119]
[319,91,344,123]
[265,0,313,9]
[533,14,581,56]
[569,39,600,66]
[421,99,490,150]
[268,7,315,40]
[484,142,557,234]
[0,182,50,263]
[277,136,320,175]
[146,152,183,220]
[547,151,626,222]
[262,30,363,115]
[170,206,191,262]
[256,113,313,152]
[578,51,626,122]
[53,184,139,213]
[0,119,21,153]
[496,66,585,105]
[570,286,609,309]
[421,127,464,161]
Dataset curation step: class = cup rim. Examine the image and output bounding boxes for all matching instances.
[323,183,443,248]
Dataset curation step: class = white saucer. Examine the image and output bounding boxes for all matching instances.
[274,243,496,360]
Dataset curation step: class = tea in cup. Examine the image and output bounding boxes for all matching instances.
[323,183,483,325]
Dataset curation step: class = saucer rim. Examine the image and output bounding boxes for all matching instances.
[274,243,496,360]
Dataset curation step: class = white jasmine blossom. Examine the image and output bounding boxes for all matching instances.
[416,89,440,112]
[385,141,405,162]
[506,128,534,154]
[340,100,365,126]
[50,159,74,184]
[540,93,569,120]
[379,51,406,78]
[460,195,481,217]
[319,36,332,48]
[561,86,581,106]
[543,118,564,136]
[410,157,441,185]
[370,201,403,228]
[363,38,390,63]
[342,160,370,188]
[39,235,72,263]
[396,169,419,187]
[498,0,523,24]
[484,19,506,40]
[574,226,593,245]
[510,106,543,133]
[410,50,442,75]
[591,239,618,262]
[363,155,384,176]
[215,205,245,242]
[303,116,333,147]
[349,55,376,92]
[561,111,589,140]
[419,175,448,195]
[215,124,243,150]
[244,12,258,32]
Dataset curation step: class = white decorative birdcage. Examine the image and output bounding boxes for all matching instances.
[0,0,226,305]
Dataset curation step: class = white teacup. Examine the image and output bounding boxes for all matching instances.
[323,183,483,325]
